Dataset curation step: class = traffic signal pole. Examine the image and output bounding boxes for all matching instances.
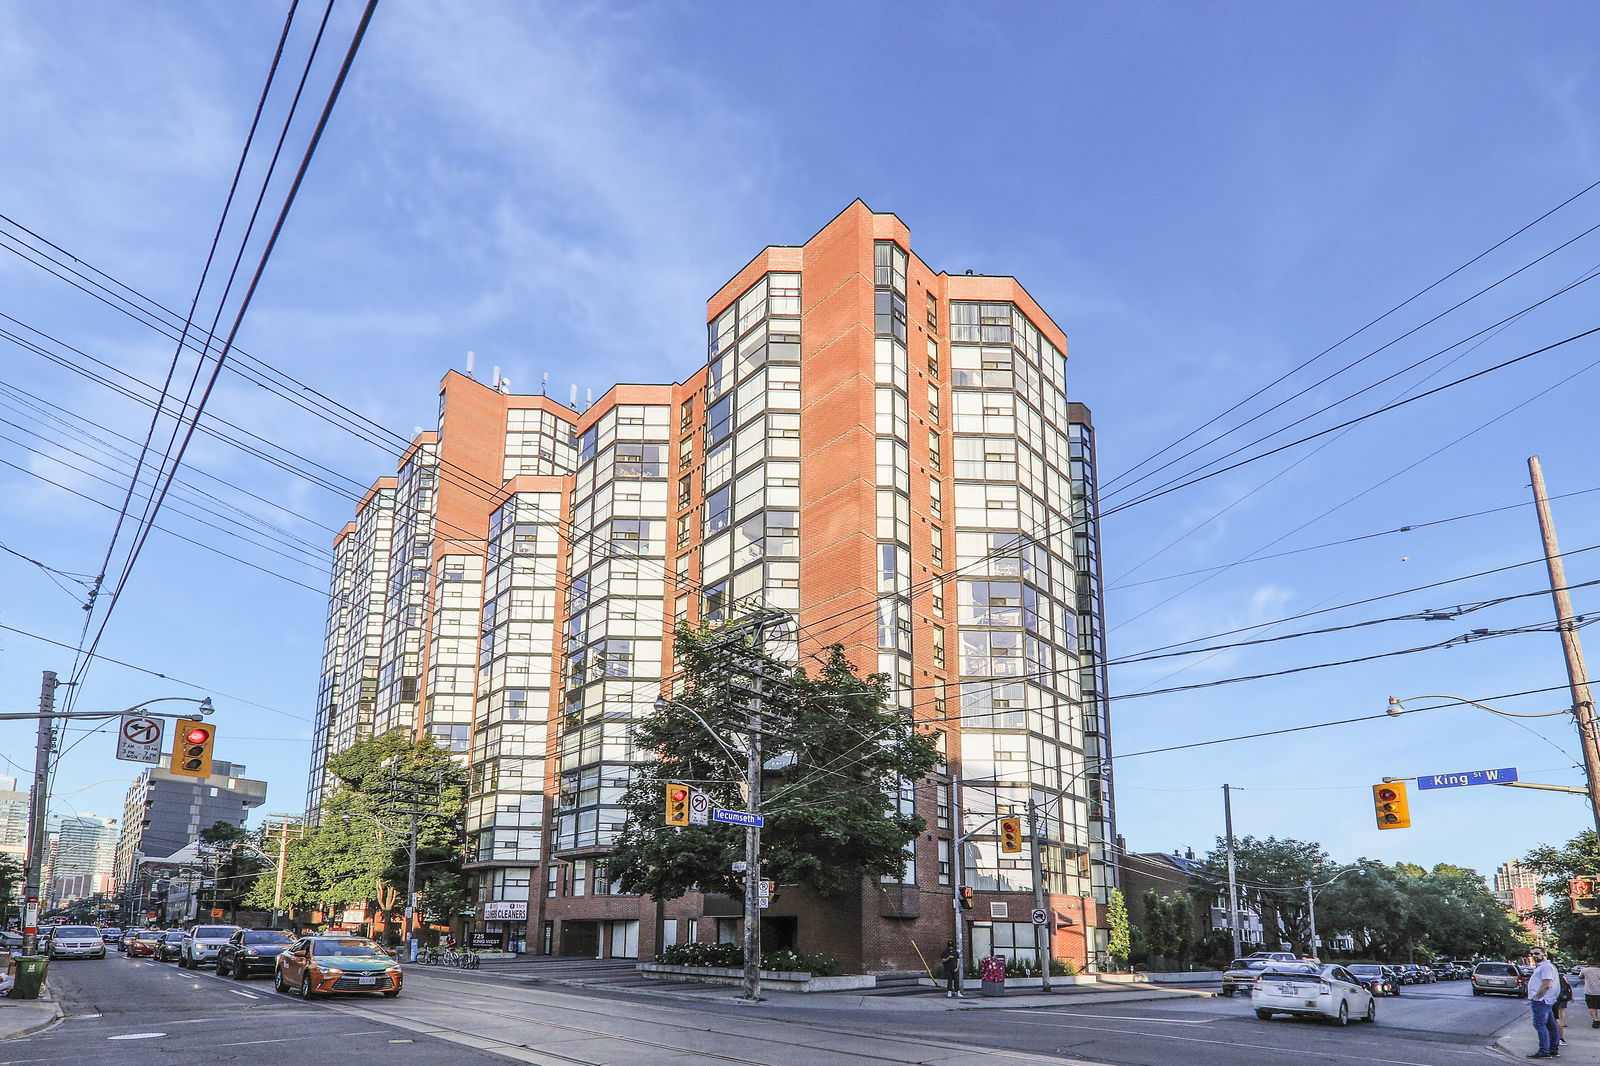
[949,774,967,990]
[1027,796,1051,992]
[1223,784,1242,960]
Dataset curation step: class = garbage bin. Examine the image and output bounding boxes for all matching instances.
[980,954,1007,997]
[11,956,48,999]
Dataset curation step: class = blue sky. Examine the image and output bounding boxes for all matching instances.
[1,1,1597,885]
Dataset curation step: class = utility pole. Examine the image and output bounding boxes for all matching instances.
[22,671,58,957]
[1528,456,1600,838]
[741,656,764,1002]
[1027,795,1052,992]
[1223,784,1242,959]
[949,774,967,991]
[1305,880,1318,960]
[263,815,304,928]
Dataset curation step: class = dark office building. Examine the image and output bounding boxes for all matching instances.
[114,760,267,886]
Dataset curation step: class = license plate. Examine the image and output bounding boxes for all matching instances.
[358,975,376,985]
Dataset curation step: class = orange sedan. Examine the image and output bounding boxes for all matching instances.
[273,936,402,998]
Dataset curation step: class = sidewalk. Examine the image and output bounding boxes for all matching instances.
[0,988,63,1042]
[1496,1005,1600,1060]
[443,956,1212,1011]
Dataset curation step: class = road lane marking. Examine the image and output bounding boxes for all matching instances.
[106,1033,165,1040]
[1006,1011,1214,1025]
[230,989,261,999]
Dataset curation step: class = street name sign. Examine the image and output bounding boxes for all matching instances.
[1415,767,1518,790]
[117,715,165,764]
[688,790,711,826]
[711,808,764,828]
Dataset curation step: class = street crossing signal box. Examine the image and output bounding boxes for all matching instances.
[1372,782,1411,829]
[169,719,215,778]
[999,816,1023,853]
[959,886,974,910]
[665,785,691,826]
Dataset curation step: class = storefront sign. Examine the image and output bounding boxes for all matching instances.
[483,900,528,921]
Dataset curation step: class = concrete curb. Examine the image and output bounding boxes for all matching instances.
[0,997,64,1041]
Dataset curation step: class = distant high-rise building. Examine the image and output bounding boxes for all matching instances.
[46,813,118,906]
[0,776,27,864]
[1495,859,1540,894]
[114,760,267,890]
[308,202,1116,972]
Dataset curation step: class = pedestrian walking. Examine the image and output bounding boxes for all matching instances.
[1579,958,1600,1028]
[1527,950,1561,1059]
[1553,969,1573,1040]
[940,941,965,999]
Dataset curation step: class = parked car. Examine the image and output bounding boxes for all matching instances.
[1472,961,1528,997]
[119,928,146,953]
[154,929,187,961]
[179,924,241,969]
[1221,958,1270,996]
[1382,965,1409,987]
[126,929,163,957]
[274,936,402,999]
[216,929,294,980]
[1245,951,1302,963]
[0,930,24,953]
[1347,964,1399,996]
[1253,963,1376,1025]
[100,927,123,944]
[46,925,106,960]
[1401,963,1435,984]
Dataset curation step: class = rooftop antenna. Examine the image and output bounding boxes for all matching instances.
[585,388,593,408]
[499,377,513,394]
[466,350,476,379]
[492,365,501,390]
[541,372,549,396]
[569,384,578,408]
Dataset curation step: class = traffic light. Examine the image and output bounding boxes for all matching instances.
[999,816,1023,854]
[1372,782,1410,829]
[169,719,215,778]
[959,886,974,910]
[665,785,690,826]
[1570,877,1598,915]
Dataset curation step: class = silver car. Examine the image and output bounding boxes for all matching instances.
[47,924,106,959]
[179,924,241,969]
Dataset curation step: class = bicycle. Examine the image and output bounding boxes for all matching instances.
[454,949,481,970]
[417,946,445,966]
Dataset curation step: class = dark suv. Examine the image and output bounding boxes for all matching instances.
[216,929,295,980]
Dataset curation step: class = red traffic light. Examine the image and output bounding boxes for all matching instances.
[670,788,688,802]
[1375,787,1398,802]
[185,727,211,745]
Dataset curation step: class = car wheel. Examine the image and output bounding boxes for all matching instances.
[273,968,288,993]
[1472,988,1483,996]
[233,960,248,980]
[1365,998,1376,1024]
[1335,1001,1349,1026]
[1221,988,1233,997]
[300,973,315,999]
[382,989,400,998]
[1255,1008,1273,1020]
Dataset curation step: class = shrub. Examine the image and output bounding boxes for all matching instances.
[654,942,839,976]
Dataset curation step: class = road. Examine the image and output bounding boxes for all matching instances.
[5,954,1531,1066]
[0,950,512,1066]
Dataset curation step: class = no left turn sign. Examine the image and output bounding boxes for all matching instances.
[117,715,165,764]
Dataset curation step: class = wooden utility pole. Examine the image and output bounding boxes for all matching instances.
[1528,456,1600,838]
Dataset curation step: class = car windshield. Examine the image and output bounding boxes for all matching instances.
[244,931,291,945]
[55,926,97,937]
[1228,959,1266,970]
[194,926,234,938]
[162,931,185,941]
[1478,964,1516,975]
[311,938,386,957]
[1260,964,1319,977]
[1350,965,1382,974]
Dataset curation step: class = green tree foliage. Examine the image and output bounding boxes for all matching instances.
[1192,838,1528,960]
[1107,888,1131,969]
[244,731,467,926]
[606,630,940,902]
[1522,831,1600,960]
[198,820,269,921]
[1131,890,1198,969]
[0,853,20,912]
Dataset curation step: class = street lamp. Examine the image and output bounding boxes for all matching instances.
[1386,693,1599,834]
[1305,866,1366,961]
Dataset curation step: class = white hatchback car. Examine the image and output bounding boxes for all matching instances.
[1253,962,1375,1025]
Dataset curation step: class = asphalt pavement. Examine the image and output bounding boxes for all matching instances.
[3,954,1540,1066]
[0,950,518,1066]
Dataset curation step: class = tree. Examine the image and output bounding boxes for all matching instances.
[198,821,268,922]
[1192,836,1332,953]
[1523,831,1600,959]
[243,731,467,929]
[606,629,940,903]
[0,853,20,918]
[1107,888,1131,970]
